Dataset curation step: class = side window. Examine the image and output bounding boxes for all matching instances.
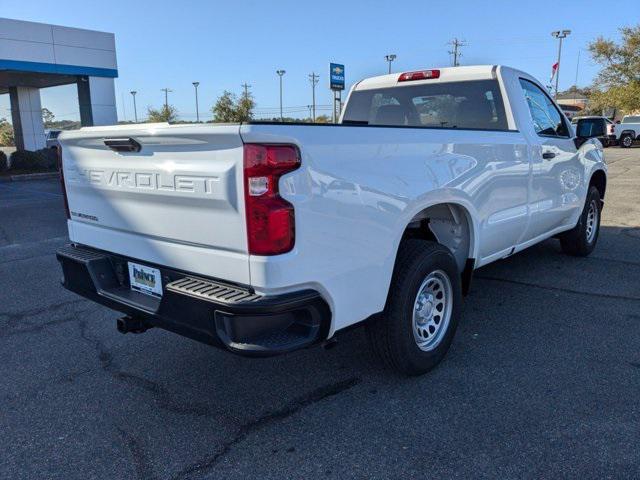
[519,79,569,137]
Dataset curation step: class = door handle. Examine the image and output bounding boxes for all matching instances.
[542,152,556,160]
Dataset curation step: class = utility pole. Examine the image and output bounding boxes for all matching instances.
[573,49,581,102]
[384,54,397,74]
[241,82,252,99]
[192,82,200,122]
[448,38,467,67]
[276,70,286,122]
[551,29,571,99]
[161,88,172,110]
[130,91,138,123]
[307,105,312,121]
[308,72,319,122]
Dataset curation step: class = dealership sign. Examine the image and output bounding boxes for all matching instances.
[330,63,345,91]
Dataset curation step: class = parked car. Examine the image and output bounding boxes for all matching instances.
[614,115,640,148]
[571,116,615,147]
[56,65,607,375]
[45,129,61,149]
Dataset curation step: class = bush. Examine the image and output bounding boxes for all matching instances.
[0,150,7,172]
[9,148,58,171]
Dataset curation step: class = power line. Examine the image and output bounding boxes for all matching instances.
[308,72,319,122]
[241,82,252,99]
[161,87,172,109]
[448,38,467,67]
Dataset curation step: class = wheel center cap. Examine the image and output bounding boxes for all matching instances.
[419,301,434,320]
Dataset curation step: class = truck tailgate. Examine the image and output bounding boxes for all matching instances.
[59,124,249,283]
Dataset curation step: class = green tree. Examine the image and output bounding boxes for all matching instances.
[588,25,640,114]
[212,91,238,122]
[146,105,178,123]
[211,89,256,123]
[236,90,255,122]
[0,117,14,147]
[41,108,55,125]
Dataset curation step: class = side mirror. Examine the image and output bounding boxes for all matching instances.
[576,119,605,139]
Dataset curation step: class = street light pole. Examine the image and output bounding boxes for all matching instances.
[385,54,397,74]
[551,30,571,99]
[130,91,138,123]
[192,82,200,122]
[276,70,286,122]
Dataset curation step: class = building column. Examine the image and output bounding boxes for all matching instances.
[9,86,46,151]
[77,76,117,127]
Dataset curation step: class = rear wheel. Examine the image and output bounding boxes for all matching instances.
[367,240,461,375]
[559,186,602,256]
[620,134,634,148]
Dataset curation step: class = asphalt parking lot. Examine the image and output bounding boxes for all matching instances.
[1,147,639,479]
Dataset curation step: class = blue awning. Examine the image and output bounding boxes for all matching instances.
[0,59,118,78]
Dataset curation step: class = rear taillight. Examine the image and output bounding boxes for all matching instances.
[398,70,440,82]
[57,144,70,219]
[243,144,300,255]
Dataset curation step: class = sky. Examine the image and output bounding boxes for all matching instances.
[0,0,632,123]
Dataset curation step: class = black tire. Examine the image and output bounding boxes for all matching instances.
[620,134,633,148]
[559,186,602,256]
[366,239,461,376]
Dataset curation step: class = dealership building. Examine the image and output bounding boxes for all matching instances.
[0,18,118,150]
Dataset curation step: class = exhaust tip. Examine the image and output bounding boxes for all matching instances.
[116,317,128,334]
[116,316,151,334]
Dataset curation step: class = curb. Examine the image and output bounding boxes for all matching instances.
[8,172,60,182]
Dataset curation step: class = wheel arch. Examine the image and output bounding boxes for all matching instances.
[399,201,478,274]
[589,168,607,200]
[620,129,636,138]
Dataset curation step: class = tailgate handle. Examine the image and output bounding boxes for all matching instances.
[104,137,142,153]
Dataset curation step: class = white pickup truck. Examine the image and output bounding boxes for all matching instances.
[614,115,640,148]
[57,65,607,375]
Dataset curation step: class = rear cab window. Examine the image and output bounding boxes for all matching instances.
[622,116,640,123]
[342,79,509,131]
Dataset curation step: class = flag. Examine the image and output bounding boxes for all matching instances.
[550,62,559,82]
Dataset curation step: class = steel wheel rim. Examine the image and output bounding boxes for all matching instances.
[412,270,453,352]
[623,136,632,147]
[585,199,599,243]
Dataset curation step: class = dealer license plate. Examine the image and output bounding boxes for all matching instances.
[128,262,163,297]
